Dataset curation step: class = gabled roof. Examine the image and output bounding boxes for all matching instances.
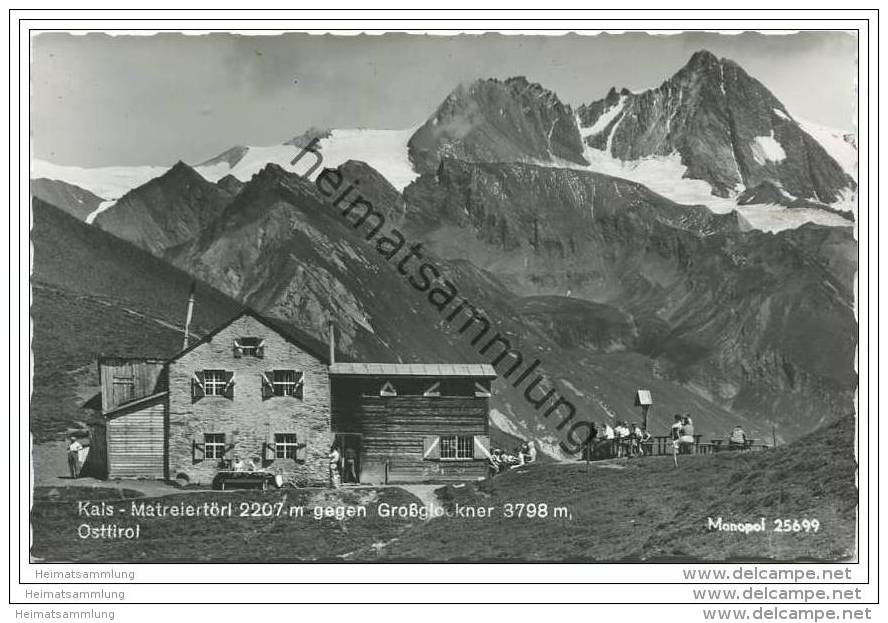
[167,308,331,365]
[329,362,497,378]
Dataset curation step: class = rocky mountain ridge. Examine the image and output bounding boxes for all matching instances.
[408,76,588,175]
[576,50,856,207]
[93,161,235,256]
[29,50,859,451]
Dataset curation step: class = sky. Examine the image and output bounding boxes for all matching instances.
[31,30,858,167]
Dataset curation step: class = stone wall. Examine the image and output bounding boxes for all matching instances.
[167,315,332,486]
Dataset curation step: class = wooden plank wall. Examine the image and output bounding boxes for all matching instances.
[100,358,166,413]
[107,400,166,479]
[332,379,489,483]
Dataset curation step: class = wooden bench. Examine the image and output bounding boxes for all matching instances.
[213,471,275,491]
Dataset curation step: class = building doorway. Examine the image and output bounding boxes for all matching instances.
[335,433,362,484]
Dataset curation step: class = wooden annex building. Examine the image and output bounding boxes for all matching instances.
[87,310,496,486]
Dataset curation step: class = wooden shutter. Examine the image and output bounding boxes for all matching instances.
[261,372,274,400]
[224,433,237,458]
[264,431,276,462]
[293,372,304,399]
[474,381,492,398]
[233,339,243,359]
[224,371,236,400]
[191,371,205,400]
[256,339,266,359]
[192,438,205,462]
[295,427,308,462]
[473,435,491,460]
[422,436,440,460]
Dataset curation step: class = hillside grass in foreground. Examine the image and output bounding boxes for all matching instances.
[373,415,856,562]
[29,416,854,563]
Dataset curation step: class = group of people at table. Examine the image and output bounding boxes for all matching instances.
[486,418,753,474]
[593,420,654,459]
[587,416,753,465]
[488,442,537,474]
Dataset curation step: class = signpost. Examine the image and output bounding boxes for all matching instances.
[635,389,653,431]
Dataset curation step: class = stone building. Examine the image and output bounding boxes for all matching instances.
[93,310,496,486]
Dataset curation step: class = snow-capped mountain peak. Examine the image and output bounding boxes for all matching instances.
[194,127,420,192]
[31,51,856,234]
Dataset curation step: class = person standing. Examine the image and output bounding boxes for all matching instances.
[344,447,358,483]
[66,436,82,478]
[582,422,599,461]
[680,415,695,449]
[671,414,683,468]
[674,415,696,466]
[630,423,643,457]
[328,445,341,489]
[613,422,628,458]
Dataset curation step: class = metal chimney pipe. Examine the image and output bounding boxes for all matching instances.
[328,321,335,365]
[182,281,196,350]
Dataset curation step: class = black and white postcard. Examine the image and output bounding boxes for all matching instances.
[12,10,878,617]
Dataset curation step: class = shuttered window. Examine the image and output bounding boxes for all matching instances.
[440,435,474,460]
[204,370,227,396]
[272,370,304,398]
[234,337,265,358]
[274,433,300,459]
[204,433,226,459]
[203,369,234,397]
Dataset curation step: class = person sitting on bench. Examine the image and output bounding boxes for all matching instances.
[729,425,749,450]
[489,448,503,474]
[524,441,537,464]
[638,427,652,456]
[512,443,530,468]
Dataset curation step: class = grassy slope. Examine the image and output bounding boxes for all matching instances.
[31,487,420,562]
[30,199,244,440]
[30,416,855,563]
[374,414,856,562]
